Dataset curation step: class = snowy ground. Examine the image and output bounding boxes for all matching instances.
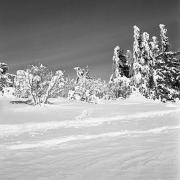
[0,93,180,180]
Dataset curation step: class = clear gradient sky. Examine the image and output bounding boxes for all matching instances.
[0,0,179,80]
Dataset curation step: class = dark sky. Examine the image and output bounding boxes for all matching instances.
[0,0,179,80]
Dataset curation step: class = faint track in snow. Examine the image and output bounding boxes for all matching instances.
[0,108,180,138]
[3,125,180,150]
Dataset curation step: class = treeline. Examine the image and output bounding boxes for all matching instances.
[0,24,180,105]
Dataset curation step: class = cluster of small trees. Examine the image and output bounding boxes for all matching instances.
[0,24,179,105]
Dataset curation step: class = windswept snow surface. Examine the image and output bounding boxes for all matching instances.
[0,94,180,180]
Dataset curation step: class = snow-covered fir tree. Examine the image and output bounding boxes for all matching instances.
[137,31,156,98]
[132,26,154,93]
[159,24,169,53]
[132,25,143,86]
[111,46,131,78]
[109,46,132,99]
[154,24,180,102]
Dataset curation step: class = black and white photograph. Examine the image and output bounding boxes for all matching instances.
[0,0,180,179]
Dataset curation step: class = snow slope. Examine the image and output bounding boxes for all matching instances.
[0,94,180,180]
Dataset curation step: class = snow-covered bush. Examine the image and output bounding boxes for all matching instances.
[68,66,109,103]
[0,62,14,94]
[0,62,8,74]
[14,64,65,105]
[53,76,75,98]
[84,78,109,100]
[109,76,132,99]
